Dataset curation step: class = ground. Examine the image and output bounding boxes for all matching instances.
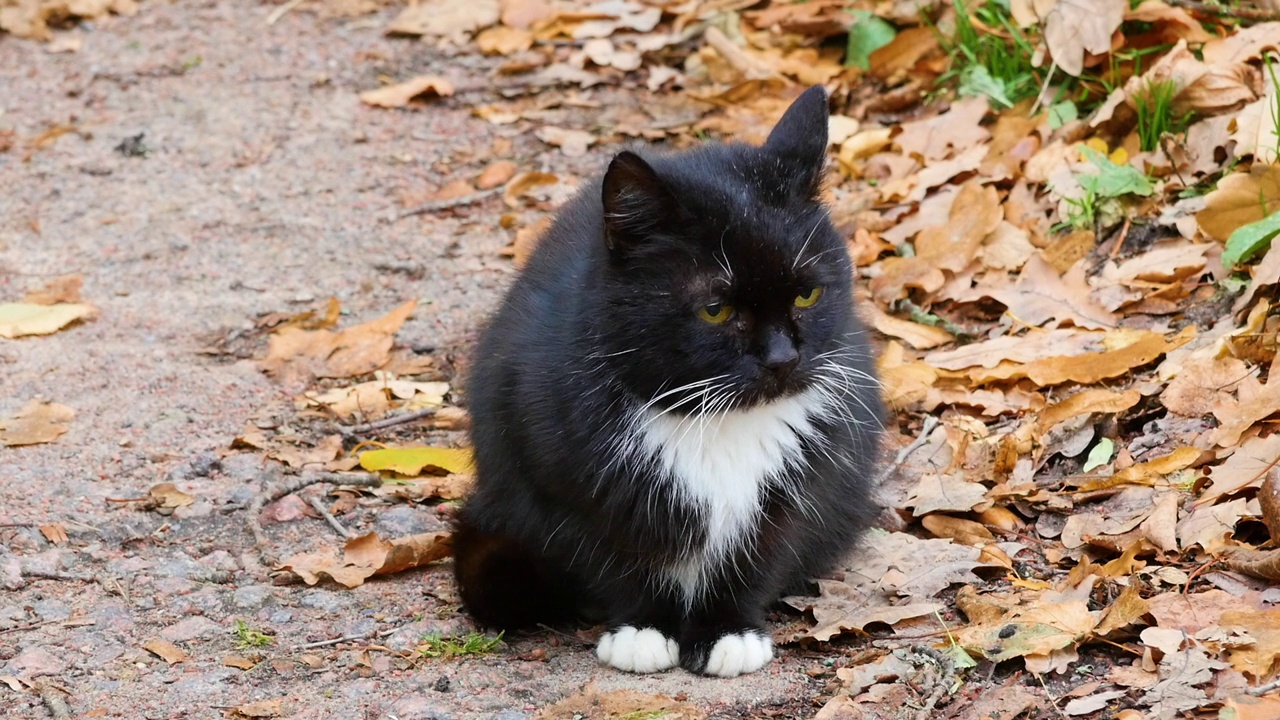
[0,3,847,718]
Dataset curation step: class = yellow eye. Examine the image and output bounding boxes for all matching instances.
[698,302,734,324]
[794,286,824,308]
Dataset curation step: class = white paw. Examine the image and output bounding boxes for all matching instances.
[596,625,679,674]
[703,630,773,678]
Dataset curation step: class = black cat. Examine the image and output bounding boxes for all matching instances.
[453,86,883,678]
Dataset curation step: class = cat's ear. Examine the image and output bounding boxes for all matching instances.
[763,85,829,198]
[601,151,680,252]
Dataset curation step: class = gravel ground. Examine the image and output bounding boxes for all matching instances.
[0,4,844,718]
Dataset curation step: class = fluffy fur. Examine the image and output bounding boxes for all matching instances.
[453,86,883,677]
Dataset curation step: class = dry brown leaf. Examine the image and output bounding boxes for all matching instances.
[148,483,195,511]
[260,300,417,390]
[971,326,1194,386]
[222,655,258,670]
[1082,446,1201,492]
[386,0,498,37]
[1221,695,1280,720]
[38,523,67,545]
[503,171,560,207]
[534,126,595,157]
[276,531,452,588]
[906,473,989,517]
[1201,433,1280,503]
[1095,581,1150,636]
[1034,0,1127,76]
[1160,355,1250,418]
[142,638,188,665]
[1232,79,1280,164]
[870,183,1001,303]
[1037,389,1141,432]
[1125,2,1214,44]
[476,160,518,190]
[1260,468,1280,542]
[1147,589,1255,633]
[1103,241,1209,285]
[921,514,995,546]
[0,400,74,447]
[1220,609,1280,678]
[0,302,96,338]
[1210,373,1280,447]
[475,25,533,55]
[268,434,343,470]
[981,222,1036,270]
[865,304,953,350]
[303,376,448,420]
[359,76,455,108]
[957,598,1098,661]
[1202,21,1280,65]
[535,684,705,720]
[1225,547,1280,583]
[1196,164,1280,242]
[924,329,1102,370]
[1177,497,1254,552]
[372,473,473,502]
[894,97,990,161]
[984,255,1118,330]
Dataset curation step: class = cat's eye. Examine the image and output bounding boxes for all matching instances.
[698,302,734,324]
[794,286,824,308]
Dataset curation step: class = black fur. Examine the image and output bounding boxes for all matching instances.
[454,86,883,674]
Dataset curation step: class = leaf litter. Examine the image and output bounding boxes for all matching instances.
[126,0,1280,714]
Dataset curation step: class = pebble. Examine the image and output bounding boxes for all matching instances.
[5,646,67,678]
[388,696,456,720]
[161,616,222,642]
[300,590,350,613]
[375,505,446,536]
[232,584,273,609]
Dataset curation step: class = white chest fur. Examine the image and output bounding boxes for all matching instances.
[634,386,826,604]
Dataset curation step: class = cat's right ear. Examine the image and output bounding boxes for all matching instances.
[601,151,679,253]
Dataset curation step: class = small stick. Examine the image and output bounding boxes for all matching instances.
[38,683,72,720]
[1248,677,1280,696]
[339,407,438,437]
[1167,0,1280,21]
[291,627,395,650]
[265,0,306,26]
[305,494,352,539]
[247,472,382,564]
[397,187,502,221]
[875,416,941,485]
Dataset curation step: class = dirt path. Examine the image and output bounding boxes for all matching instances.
[1,4,832,718]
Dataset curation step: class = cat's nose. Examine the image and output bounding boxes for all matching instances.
[762,331,800,380]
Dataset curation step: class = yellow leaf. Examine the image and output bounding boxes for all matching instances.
[0,302,95,338]
[358,446,473,476]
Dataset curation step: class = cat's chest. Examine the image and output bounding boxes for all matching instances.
[633,387,826,600]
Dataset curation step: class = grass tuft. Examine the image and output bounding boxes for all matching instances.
[417,632,504,659]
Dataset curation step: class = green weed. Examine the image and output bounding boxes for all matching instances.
[417,632,504,659]
[938,0,1039,109]
[232,620,274,650]
[1134,79,1182,152]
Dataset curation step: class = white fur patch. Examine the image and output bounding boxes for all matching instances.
[702,631,774,677]
[596,626,679,674]
[636,386,827,603]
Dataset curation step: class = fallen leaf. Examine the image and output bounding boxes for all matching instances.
[984,255,1119,330]
[476,160,517,189]
[1196,164,1280,242]
[1201,434,1280,503]
[229,698,284,718]
[359,76,455,108]
[386,0,498,37]
[222,655,258,670]
[1034,0,1127,76]
[475,25,533,55]
[0,401,74,447]
[22,275,82,304]
[276,531,452,588]
[894,97,991,161]
[0,302,96,338]
[142,638,188,664]
[534,126,595,157]
[906,473,989,516]
[260,300,417,390]
[921,514,995,546]
[148,483,195,511]
[865,304,954,349]
[1210,373,1280,447]
[304,376,449,420]
[971,327,1194,387]
[38,523,67,545]
[957,598,1098,662]
[358,446,473,476]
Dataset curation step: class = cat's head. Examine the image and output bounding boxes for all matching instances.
[594,86,863,412]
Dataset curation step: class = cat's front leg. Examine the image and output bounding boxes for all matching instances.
[595,591,682,674]
[678,606,774,678]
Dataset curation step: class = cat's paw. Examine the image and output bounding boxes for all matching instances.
[699,630,773,678]
[596,625,679,673]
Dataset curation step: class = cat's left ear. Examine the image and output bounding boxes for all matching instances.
[763,85,829,198]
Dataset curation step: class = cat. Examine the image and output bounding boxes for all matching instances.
[452,85,884,678]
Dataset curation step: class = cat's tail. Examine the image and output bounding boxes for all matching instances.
[452,513,584,630]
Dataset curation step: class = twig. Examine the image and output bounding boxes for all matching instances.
[247,472,382,564]
[338,407,438,437]
[1028,61,1057,118]
[1248,676,1280,696]
[396,187,502,221]
[304,494,352,539]
[875,416,941,485]
[291,627,395,650]
[37,683,72,720]
[265,0,306,26]
[1167,0,1280,21]
[23,570,95,583]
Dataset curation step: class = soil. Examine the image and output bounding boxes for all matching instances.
[0,4,852,718]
